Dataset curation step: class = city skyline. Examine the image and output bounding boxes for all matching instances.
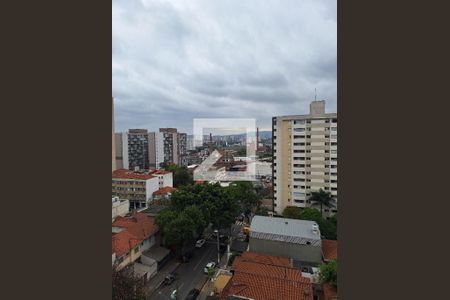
[113,0,336,134]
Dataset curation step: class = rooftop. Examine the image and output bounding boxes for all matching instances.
[112,169,155,180]
[322,240,337,261]
[250,216,321,242]
[153,186,176,196]
[221,252,313,300]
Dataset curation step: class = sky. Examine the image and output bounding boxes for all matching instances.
[113,0,336,134]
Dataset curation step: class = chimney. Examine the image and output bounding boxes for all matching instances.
[209,133,213,154]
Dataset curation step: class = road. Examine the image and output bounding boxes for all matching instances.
[149,240,222,300]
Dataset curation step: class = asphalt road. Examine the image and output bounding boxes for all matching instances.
[149,240,222,300]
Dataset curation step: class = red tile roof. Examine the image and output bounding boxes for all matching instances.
[112,213,158,257]
[112,231,141,257]
[150,169,171,175]
[322,240,337,261]
[323,283,338,300]
[112,169,155,180]
[152,186,176,196]
[221,252,313,300]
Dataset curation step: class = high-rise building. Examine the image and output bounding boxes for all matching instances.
[128,129,150,171]
[272,100,337,215]
[148,132,164,169]
[159,128,187,167]
[115,132,129,169]
[112,97,117,172]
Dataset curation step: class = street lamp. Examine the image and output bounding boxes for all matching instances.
[214,229,220,265]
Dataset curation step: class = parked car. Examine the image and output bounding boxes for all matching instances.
[204,262,216,274]
[162,272,177,286]
[184,288,200,300]
[195,239,206,248]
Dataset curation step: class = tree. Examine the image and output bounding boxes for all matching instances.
[255,206,270,216]
[163,212,196,247]
[319,259,337,289]
[183,205,207,236]
[227,181,261,212]
[167,164,193,187]
[308,189,336,217]
[112,267,146,300]
[298,207,322,223]
[282,206,303,219]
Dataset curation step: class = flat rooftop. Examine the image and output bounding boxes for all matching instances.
[250,216,321,241]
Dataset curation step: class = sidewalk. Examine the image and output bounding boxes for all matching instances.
[145,259,181,298]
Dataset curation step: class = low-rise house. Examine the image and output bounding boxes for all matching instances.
[112,212,159,272]
[322,283,338,300]
[249,216,323,265]
[152,186,176,201]
[220,252,313,300]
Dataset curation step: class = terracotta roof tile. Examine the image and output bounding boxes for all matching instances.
[112,169,155,180]
[221,252,313,300]
[153,186,176,196]
[322,240,337,261]
[112,213,158,257]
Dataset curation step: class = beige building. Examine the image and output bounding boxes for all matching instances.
[112,97,117,172]
[272,100,337,215]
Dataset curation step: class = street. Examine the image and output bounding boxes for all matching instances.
[148,240,223,300]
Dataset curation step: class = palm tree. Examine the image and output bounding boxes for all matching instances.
[308,188,336,217]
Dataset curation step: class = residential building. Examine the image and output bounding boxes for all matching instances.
[220,251,313,300]
[112,196,130,221]
[112,97,116,172]
[159,128,188,167]
[128,129,150,171]
[152,186,176,201]
[112,212,158,272]
[272,100,338,215]
[112,169,173,210]
[249,215,323,264]
[148,131,164,169]
[115,132,129,169]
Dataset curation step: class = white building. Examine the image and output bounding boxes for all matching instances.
[115,132,129,170]
[112,196,130,221]
[272,100,337,215]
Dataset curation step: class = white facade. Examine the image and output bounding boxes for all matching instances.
[145,177,160,200]
[112,197,130,221]
[273,100,337,215]
[154,132,165,169]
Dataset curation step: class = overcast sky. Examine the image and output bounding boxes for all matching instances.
[113,0,336,134]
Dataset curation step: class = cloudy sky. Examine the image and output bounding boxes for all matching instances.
[113,0,336,134]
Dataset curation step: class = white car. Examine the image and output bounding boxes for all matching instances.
[195,239,206,248]
[204,262,216,274]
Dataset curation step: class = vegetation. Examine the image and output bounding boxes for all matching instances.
[308,189,336,217]
[112,267,146,300]
[255,206,270,216]
[165,164,194,187]
[156,183,243,249]
[227,181,261,213]
[282,207,337,240]
[319,259,337,289]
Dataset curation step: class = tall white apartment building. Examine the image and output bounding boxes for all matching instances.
[272,100,338,215]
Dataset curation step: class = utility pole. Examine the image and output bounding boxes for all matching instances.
[214,229,220,265]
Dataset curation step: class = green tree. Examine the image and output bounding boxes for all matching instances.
[255,206,270,216]
[282,206,303,219]
[183,205,207,236]
[227,181,261,212]
[167,164,193,187]
[163,212,196,247]
[319,259,337,289]
[309,189,336,217]
[299,207,322,223]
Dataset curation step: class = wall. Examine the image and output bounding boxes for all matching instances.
[145,177,160,201]
[140,236,155,252]
[112,199,130,220]
[249,237,322,265]
[116,246,141,271]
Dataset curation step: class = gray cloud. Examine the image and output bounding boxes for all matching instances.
[113,0,336,133]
